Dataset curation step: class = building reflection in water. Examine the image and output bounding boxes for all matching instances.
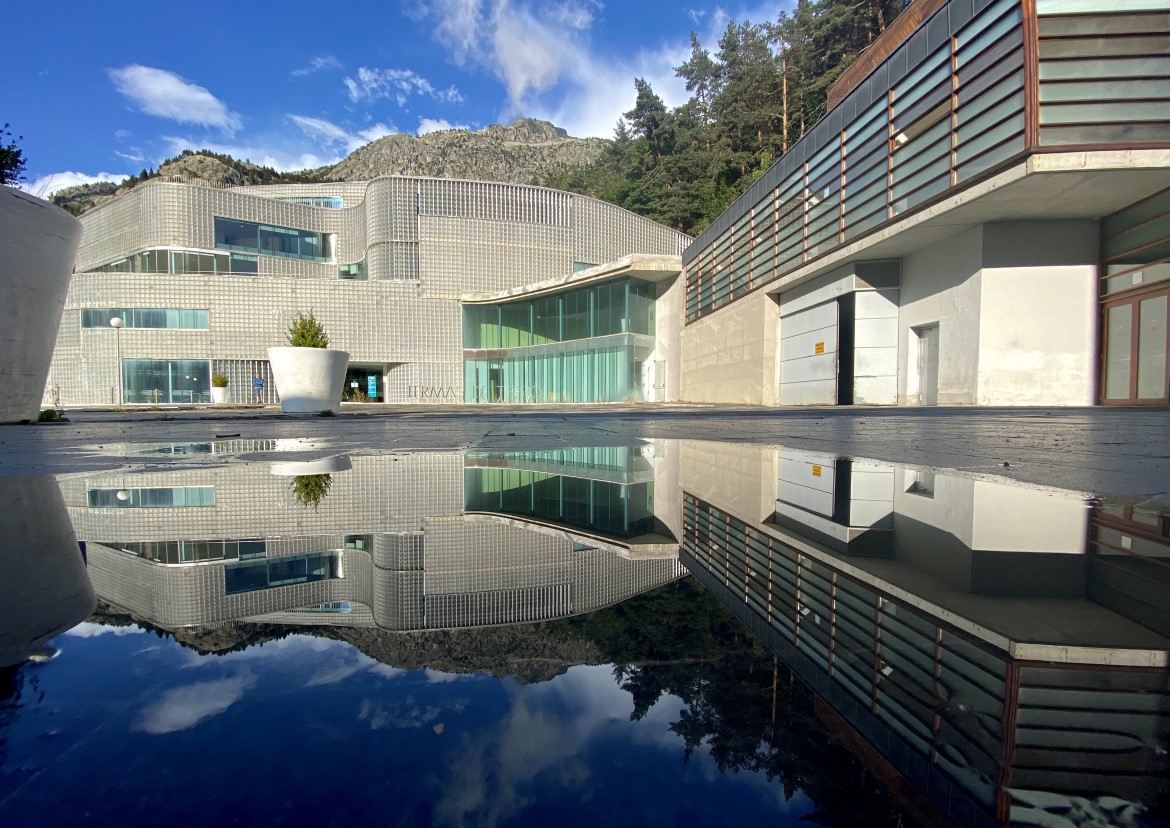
[62,443,685,634]
[678,443,1170,828]
[48,439,1170,826]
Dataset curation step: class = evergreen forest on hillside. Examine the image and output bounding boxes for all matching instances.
[544,0,907,236]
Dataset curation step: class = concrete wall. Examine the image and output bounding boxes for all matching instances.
[654,275,684,401]
[898,221,1098,406]
[976,221,1098,405]
[898,227,984,405]
[0,188,81,421]
[678,440,776,524]
[678,290,777,404]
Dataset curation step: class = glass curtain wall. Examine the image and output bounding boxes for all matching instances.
[224,553,341,595]
[90,248,258,275]
[122,358,211,404]
[214,218,332,263]
[463,277,656,404]
[1036,1,1170,147]
[465,468,655,539]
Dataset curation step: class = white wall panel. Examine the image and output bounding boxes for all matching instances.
[780,301,837,405]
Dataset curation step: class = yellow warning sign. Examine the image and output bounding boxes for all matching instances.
[812,465,822,477]
[814,341,825,355]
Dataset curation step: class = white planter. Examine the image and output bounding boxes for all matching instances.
[0,187,82,422]
[210,386,229,404]
[269,455,353,476]
[267,346,349,413]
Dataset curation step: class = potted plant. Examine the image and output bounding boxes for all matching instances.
[1,125,83,423]
[266,310,349,413]
[210,372,230,404]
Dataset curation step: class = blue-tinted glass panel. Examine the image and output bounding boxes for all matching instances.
[280,196,343,208]
[465,466,654,539]
[87,487,215,508]
[82,309,208,329]
[122,358,212,404]
[224,552,341,594]
[214,218,332,263]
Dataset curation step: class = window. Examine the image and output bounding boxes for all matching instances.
[339,261,366,280]
[280,196,343,208]
[89,248,257,275]
[87,486,215,508]
[214,218,333,262]
[82,308,209,329]
[224,552,341,594]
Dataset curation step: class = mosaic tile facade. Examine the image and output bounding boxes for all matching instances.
[65,452,684,630]
[48,177,690,405]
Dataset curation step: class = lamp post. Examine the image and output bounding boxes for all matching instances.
[109,316,124,405]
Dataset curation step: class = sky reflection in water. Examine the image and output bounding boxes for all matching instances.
[2,623,812,828]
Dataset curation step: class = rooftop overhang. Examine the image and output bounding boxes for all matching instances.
[461,253,682,305]
[765,149,1170,298]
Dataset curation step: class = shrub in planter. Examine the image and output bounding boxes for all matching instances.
[267,310,349,413]
[286,311,329,348]
[210,372,230,404]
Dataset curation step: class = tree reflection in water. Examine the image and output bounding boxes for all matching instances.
[553,577,906,826]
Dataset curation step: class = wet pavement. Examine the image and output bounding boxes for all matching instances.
[3,405,1169,502]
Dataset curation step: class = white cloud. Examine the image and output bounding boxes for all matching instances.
[108,65,242,134]
[414,0,690,138]
[303,646,409,686]
[424,668,473,683]
[417,117,470,135]
[289,114,396,154]
[114,149,148,164]
[550,0,601,29]
[65,621,145,638]
[369,663,408,680]
[529,41,691,139]
[23,170,127,198]
[434,665,628,825]
[342,67,464,107]
[292,55,344,77]
[134,672,256,734]
[358,694,466,730]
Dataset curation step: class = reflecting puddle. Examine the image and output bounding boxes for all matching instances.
[1,441,1167,827]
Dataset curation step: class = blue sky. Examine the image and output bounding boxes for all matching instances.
[10,0,787,196]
